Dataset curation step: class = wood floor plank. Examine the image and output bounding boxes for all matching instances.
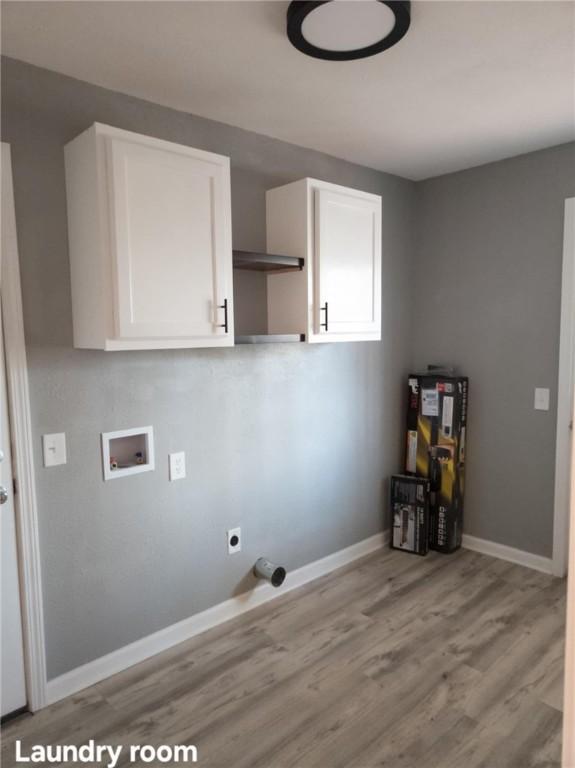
[462,595,566,723]
[450,577,566,674]
[0,690,120,768]
[474,698,563,768]
[97,624,274,713]
[344,664,482,768]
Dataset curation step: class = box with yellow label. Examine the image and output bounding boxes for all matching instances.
[405,373,468,553]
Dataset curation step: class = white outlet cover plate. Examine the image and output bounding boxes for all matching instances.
[534,387,550,411]
[42,433,67,467]
[227,527,241,554]
[169,451,186,481]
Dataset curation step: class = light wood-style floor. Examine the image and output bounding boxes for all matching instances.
[1,547,566,767]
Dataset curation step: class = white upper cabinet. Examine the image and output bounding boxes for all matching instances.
[65,123,234,350]
[266,178,382,343]
[315,187,381,337]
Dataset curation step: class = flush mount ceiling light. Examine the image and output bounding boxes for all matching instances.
[287,0,411,61]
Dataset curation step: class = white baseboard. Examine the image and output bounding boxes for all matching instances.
[462,534,553,575]
[46,530,388,706]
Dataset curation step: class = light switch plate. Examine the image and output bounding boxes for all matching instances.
[169,451,186,481]
[42,433,67,467]
[534,388,550,411]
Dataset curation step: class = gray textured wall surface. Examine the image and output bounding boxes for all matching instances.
[233,270,269,336]
[1,57,417,679]
[413,142,575,558]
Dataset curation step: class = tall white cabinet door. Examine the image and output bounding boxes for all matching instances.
[108,138,232,343]
[314,187,381,338]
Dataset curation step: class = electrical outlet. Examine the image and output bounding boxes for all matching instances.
[169,452,186,481]
[227,528,241,554]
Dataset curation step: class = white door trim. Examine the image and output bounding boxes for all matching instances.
[553,198,575,578]
[563,376,575,766]
[1,143,47,711]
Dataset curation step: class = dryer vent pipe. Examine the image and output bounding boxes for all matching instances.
[253,558,286,588]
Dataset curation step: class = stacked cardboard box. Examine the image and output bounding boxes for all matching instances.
[404,372,468,553]
[390,475,430,556]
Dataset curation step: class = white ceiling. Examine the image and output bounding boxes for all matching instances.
[2,0,574,180]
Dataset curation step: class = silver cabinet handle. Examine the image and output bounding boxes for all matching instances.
[0,485,8,505]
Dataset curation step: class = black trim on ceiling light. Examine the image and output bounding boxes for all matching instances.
[287,0,411,61]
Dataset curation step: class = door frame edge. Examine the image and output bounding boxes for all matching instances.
[1,142,47,711]
[553,197,575,579]
[563,380,575,767]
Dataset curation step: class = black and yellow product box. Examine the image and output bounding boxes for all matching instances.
[390,475,430,556]
[405,373,468,553]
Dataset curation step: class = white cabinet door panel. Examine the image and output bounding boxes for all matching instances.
[314,188,381,336]
[108,138,228,340]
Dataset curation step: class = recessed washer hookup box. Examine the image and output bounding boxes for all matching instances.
[405,372,468,554]
[391,474,430,556]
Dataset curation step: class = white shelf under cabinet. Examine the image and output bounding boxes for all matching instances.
[64,123,234,350]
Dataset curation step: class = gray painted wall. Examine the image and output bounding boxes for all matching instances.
[233,270,269,336]
[413,142,575,558]
[1,58,417,679]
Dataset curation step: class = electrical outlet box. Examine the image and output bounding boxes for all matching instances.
[169,452,186,481]
[227,528,241,554]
